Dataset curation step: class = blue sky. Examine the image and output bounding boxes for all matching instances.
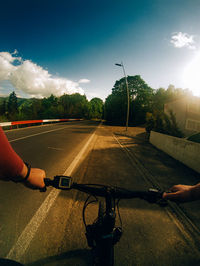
[1,0,200,100]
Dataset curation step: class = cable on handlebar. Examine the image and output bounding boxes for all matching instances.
[82,194,98,228]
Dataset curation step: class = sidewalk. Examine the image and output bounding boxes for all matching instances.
[108,124,148,141]
[73,125,200,266]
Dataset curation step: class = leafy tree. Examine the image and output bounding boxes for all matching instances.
[18,99,43,120]
[0,100,7,116]
[152,85,192,112]
[7,91,18,119]
[105,93,127,124]
[40,95,59,118]
[31,99,43,118]
[18,100,33,120]
[88,98,103,119]
[60,93,89,118]
[0,99,8,122]
[105,75,154,125]
[0,92,104,122]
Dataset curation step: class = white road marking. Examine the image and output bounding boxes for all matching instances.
[47,146,64,151]
[9,125,74,143]
[6,125,98,262]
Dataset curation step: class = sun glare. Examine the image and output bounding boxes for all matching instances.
[183,52,200,96]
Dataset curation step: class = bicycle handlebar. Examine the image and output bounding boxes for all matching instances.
[44,176,167,206]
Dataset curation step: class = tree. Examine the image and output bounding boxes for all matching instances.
[151,85,192,112]
[88,98,103,119]
[0,100,6,116]
[7,91,18,119]
[151,88,168,112]
[0,91,104,122]
[105,93,127,124]
[40,95,59,118]
[105,75,154,125]
[18,100,33,120]
[60,93,89,118]
[0,99,7,122]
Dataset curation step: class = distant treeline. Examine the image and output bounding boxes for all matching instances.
[104,75,191,125]
[0,75,192,138]
[104,75,192,137]
[0,92,103,122]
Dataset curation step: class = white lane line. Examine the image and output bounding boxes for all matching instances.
[9,125,74,143]
[47,146,64,151]
[6,126,98,262]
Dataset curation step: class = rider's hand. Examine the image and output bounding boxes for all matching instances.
[26,168,46,189]
[163,184,198,202]
[20,163,46,189]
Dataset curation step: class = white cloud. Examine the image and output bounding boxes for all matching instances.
[78,78,90,84]
[0,51,85,98]
[0,53,16,80]
[12,49,18,55]
[170,32,196,49]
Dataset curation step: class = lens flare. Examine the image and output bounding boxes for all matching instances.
[183,52,200,96]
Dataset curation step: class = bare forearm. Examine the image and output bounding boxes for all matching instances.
[163,182,200,202]
[0,127,24,179]
[0,127,45,189]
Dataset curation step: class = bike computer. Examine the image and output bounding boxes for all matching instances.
[53,175,72,189]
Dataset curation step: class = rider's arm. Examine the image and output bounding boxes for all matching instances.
[0,127,45,188]
[163,183,200,202]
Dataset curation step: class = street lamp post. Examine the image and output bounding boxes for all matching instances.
[115,62,129,131]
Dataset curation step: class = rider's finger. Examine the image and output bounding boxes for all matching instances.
[168,185,181,192]
[163,191,180,200]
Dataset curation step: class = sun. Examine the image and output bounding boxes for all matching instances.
[183,52,200,97]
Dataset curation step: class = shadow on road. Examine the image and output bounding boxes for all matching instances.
[25,249,91,266]
[24,125,200,266]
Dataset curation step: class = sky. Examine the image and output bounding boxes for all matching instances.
[1,0,200,100]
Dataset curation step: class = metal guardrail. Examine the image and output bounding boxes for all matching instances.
[0,118,82,128]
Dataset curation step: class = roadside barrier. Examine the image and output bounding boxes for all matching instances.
[150,130,200,174]
[0,118,82,129]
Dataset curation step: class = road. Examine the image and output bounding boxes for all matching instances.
[1,121,200,265]
[0,121,99,262]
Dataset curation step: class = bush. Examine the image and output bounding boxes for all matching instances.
[145,110,184,138]
[145,112,155,133]
[0,115,8,122]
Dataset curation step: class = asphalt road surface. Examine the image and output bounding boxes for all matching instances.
[1,121,200,266]
[0,120,99,264]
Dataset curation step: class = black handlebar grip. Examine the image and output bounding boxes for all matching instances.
[40,178,54,192]
[39,178,52,192]
[40,186,47,192]
[44,178,52,187]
